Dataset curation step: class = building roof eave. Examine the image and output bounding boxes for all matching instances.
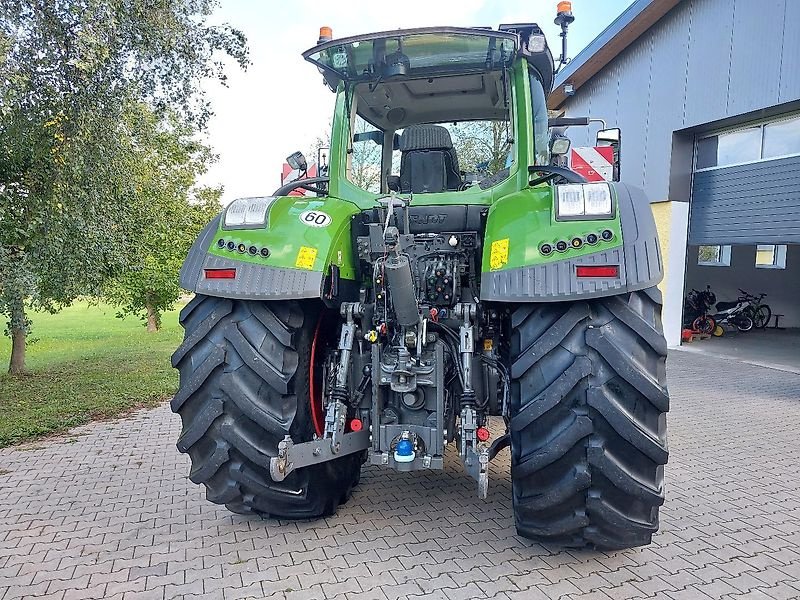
[548,0,682,110]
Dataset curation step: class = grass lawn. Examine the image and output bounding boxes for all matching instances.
[0,301,184,447]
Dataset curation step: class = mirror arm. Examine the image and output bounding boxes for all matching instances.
[548,116,589,128]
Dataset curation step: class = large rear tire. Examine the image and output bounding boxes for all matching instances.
[508,288,669,549]
[171,295,362,518]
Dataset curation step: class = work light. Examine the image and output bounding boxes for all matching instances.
[583,183,613,215]
[555,183,613,219]
[223,197,276,228]
[555,184,584,217]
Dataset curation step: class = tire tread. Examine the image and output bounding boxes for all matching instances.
[172,295,361,519]
[509,289,669,549]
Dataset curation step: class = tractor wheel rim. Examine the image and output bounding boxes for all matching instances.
[309,314,326,438]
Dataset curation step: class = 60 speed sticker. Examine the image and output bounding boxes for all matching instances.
[299,210,332,228]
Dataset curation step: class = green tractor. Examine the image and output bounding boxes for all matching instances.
[172,11,668,549]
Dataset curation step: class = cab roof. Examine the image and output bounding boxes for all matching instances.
[303,25,554,92]
[303,27,518,88]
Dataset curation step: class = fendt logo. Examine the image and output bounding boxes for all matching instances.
[409,214,448,226]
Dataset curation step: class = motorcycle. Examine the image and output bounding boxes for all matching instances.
[684,286,717,334]
[685,286,755,335]
[709,292,755,334]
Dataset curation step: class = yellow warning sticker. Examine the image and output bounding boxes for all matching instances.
[295,246,318,270]
[489,238,509,270]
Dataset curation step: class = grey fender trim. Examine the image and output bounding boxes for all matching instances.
[616,182,663,292]
[480,183,662,302]
[194,255,324,300]
[179,214,222,292]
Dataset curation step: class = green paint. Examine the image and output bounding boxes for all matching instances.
[481,184,623,271]
[207,196,360,279]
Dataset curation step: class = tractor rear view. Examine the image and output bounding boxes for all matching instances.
[171,6,668,550]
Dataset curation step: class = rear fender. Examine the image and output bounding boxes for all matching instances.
[179,196,360,301]
[480,182,662,302]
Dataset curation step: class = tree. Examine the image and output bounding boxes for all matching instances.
[104,105,221,332]
[107,188,221,332]
[449,120,511,176]
[0,0,247,373]
[307,121,331,176]
[350,118,383,193]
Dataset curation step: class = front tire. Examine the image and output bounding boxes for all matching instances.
[508,288,669,549]
[170,295,362,518]
[735,315,754,332]
[692,315,715,334]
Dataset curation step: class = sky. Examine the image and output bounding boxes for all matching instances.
[201,0,636,204]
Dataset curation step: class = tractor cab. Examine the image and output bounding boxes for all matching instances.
[302,26,555,198]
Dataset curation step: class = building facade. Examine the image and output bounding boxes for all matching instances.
[551,0,800,345]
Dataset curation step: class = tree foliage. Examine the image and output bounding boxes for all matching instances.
[342,118,511,195]
[350,116,382,193]
[449,120,511,177]
[105,106,221,331]
[0,0,247,373]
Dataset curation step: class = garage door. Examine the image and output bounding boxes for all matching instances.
[689,116,800,245]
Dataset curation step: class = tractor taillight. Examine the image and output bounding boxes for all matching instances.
[576,265,619,278]
[204,268,236,279]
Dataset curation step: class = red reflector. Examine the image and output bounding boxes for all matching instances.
[204,268,236,279]
[349,418,363,432]
[576,265,619,278]
[476,427,490,442]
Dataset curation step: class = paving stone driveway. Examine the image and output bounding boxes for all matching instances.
[2,351,800,600]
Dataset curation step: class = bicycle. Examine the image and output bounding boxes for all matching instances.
[738,289,771,329]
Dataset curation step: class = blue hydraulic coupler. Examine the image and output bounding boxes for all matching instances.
[394,439,415,463]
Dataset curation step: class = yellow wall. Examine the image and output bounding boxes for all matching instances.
[650,200,673,296]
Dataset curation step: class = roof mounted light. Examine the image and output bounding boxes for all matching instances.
[556,2,575,25]
[554,1,575,72]
[318,26,333,44]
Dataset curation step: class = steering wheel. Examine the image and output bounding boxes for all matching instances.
[528,165,587,186]
[272,176,330,197]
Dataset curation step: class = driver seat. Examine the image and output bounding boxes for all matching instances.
[399,125,461,193]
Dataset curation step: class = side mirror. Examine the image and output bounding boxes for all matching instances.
[286,151,307,172]
[596,128,621,181]
[550,135,571,156]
